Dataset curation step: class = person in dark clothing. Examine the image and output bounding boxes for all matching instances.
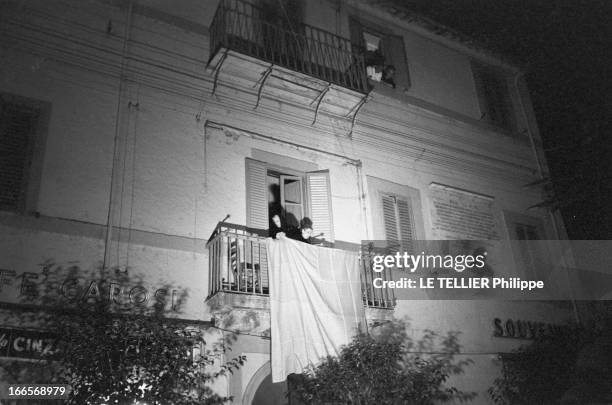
[268,183,286,239]
[287,217,314,244]
[381,65,396,88]
[269,210,286,239]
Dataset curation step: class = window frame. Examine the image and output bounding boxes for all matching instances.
[366,176,424,243]
[349,16,411,91]
[268,169,307,230]
[503,211,550,279]
[245,157,335,242]
[0,92,49,214]
[471,60,516,132]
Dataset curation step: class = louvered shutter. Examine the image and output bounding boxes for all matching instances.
[382,195,398,242]
[0,101,38,211]
[397,198,415,240]
[306,170,334,242]
[382,195,415,251]
[471,61,488,119]
[245,158,269,291]
[382,34,411,90]
[245,158,268,231]
[397,197,415,252]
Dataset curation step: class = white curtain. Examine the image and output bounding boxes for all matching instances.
[267,237,365,382]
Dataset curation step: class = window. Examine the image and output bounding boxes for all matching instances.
[367,176,423,254]
[245,158,334,242]
[513,222,540,278]
[471,61,516,131]
[0,94,45,212]
[505,212,549,279]
[515,223,538,241]
[349,17,411,91]
[269,173,304,229]
[382,194,415,246]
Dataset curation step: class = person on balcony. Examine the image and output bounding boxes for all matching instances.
[381,65,396,88]
[287,217,314,244]
[269,210,286,239]
[365,49,385,82]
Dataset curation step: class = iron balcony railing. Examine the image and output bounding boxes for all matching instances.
[209,0,369,94]
[206,222,396,309]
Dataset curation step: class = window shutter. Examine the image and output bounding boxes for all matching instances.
[471,61,489,122]
[245,158,269,231]
[397,197,416,252]
[306,170,334,242]
[471,61,515,130]
[0,101,38,211]
[382,195,398,242]
[396,198,415,240]
[382,194,415,251]
[382,34,410,90]
[349,17,364,53]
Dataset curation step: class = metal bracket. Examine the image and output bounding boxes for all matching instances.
[347,95,368,138]
[254,65,274,109]
[311,84,331,126]
[211,48,229,96]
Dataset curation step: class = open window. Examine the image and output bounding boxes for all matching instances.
[246,158,334,243]
[349,17,411,91]
[278,174,304,229]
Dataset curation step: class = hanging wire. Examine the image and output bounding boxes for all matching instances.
[126,85,140,271]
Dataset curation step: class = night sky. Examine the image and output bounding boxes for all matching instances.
[391,0,611,239]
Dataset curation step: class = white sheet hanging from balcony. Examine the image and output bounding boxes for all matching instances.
[267,236,364,383]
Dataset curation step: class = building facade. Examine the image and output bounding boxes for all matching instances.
[0,0,575,403]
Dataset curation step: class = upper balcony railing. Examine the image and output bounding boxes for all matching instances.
[206,222,395,309]
[209,0,369,94]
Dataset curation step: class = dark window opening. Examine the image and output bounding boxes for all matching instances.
[349,18,411,91]
[472,61,516,131]
[0,96,41,212]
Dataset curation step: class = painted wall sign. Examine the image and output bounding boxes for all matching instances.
[430,183,499,240]
[59,278,179,311]
[0,328,58,360]
[493,318,564,340]
[0,266,183,313]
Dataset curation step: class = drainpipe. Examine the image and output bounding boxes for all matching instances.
[355,161,370,240]
[514,72,580,323]
[103,0,133,271]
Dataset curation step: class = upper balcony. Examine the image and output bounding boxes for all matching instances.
[208,0,369,123]
[205,223,395,321]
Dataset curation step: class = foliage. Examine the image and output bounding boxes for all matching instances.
[5,263,246,405]
[289,320,475,405]
[50,304,244,405]
[489,304,612,404]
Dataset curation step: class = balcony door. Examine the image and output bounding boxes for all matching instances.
[257,0,304,67]
[279,174,304,229]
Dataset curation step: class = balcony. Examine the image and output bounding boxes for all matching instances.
[208,0,370,126]
[206,222,395,312]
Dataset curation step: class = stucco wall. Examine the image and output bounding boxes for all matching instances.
[0,2,569,403]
